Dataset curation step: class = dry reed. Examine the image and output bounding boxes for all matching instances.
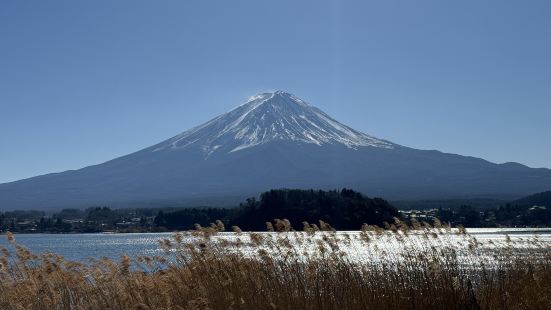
[0,221,549,310]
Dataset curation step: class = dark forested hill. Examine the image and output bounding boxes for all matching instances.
[153,188,400,231]
[231,188,399,230]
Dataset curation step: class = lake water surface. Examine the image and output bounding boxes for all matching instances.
[1,228,550,263]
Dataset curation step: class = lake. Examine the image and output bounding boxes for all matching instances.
[1,228,550,263]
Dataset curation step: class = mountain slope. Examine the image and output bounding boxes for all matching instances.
[514,190,551,207]
[1,91,551,210]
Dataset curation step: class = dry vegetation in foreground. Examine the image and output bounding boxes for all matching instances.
[0,219,550,310]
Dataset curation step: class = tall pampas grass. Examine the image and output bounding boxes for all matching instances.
[0,220,549,309]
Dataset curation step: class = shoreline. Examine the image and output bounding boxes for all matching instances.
[2,226,551,235]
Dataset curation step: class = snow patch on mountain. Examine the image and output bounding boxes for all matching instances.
[153,91,394,156]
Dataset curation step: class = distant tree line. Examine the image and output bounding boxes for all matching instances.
[461,204,548,227]
[404,204,551,227]
[0,207,158,233]
[401,189,551,227]
[1,188,549,233]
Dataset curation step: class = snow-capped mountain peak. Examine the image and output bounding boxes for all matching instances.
[4,91,551,210]
[153,91,394,155]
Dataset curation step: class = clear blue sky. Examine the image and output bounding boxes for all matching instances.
[1,0,550,183]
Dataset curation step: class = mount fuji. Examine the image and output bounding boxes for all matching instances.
[1,91,551,210]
